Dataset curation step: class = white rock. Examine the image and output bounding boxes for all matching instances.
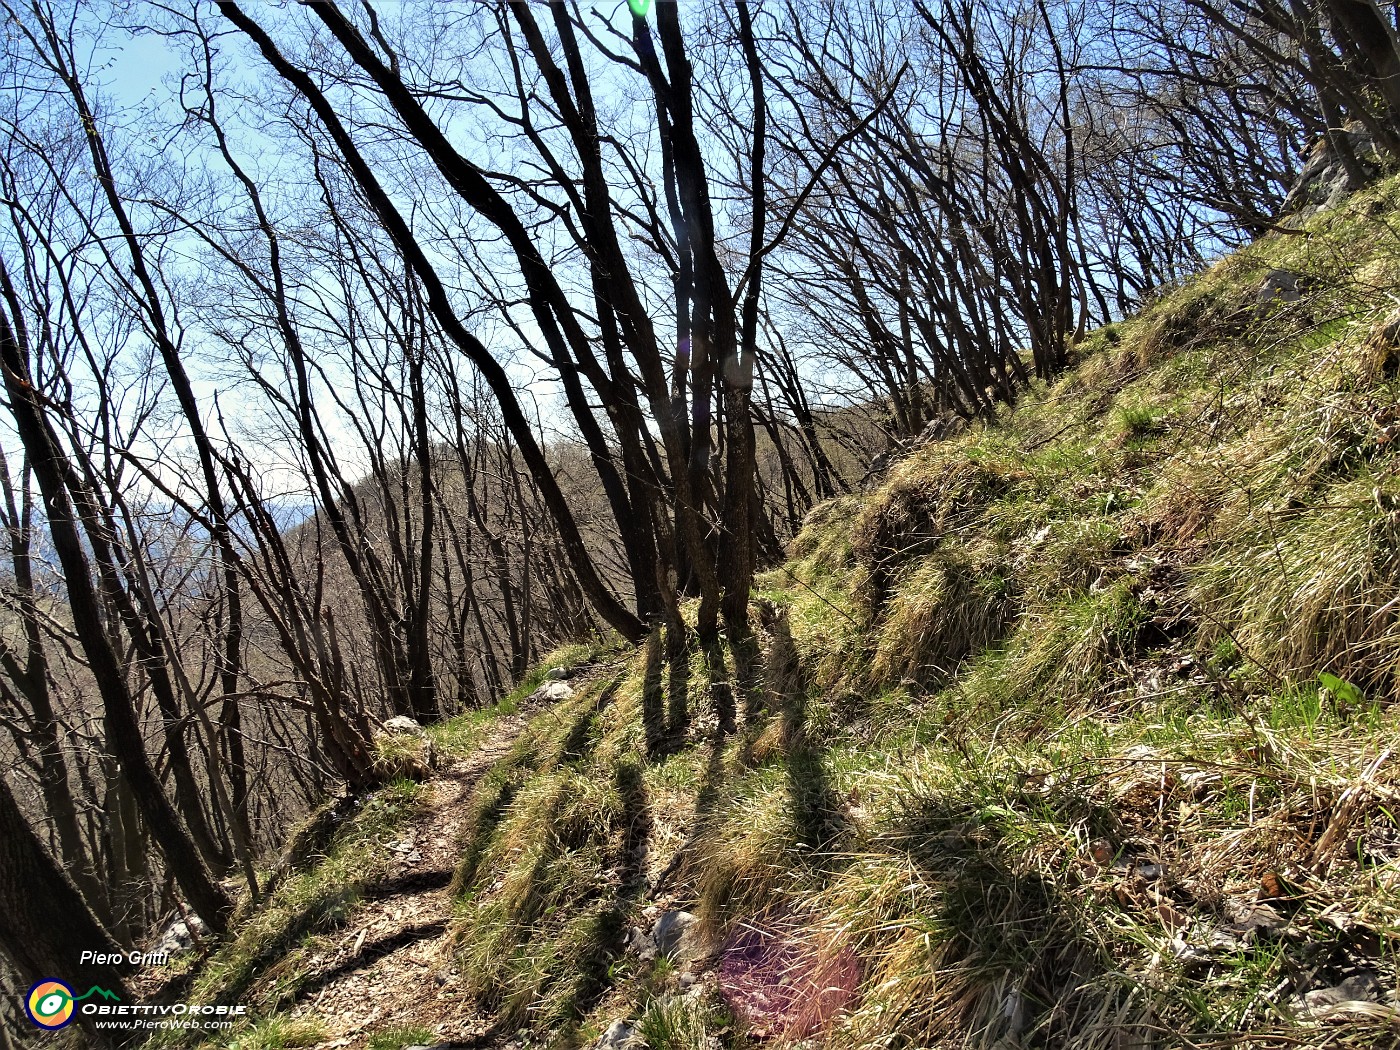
[154,912,207,956]
[530,680,574,704]
[382,714,427,735]
[652,909,701,964]
[595,1019,645,1049]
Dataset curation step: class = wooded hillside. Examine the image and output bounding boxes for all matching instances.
[0,2,1397,1047]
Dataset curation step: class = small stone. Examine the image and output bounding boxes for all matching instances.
[1256,269,1302,305]
[1170,936,1210,967]
[1204,926,1240,951]
[1222,898,1286,941]
[546,666,570,680]
[625,924,654,960]
[910,413,967,449]
[594,1019,644,1049]
[652,909,701,963]
[1337,973,1382,1000]
[1299,972,1381,1016]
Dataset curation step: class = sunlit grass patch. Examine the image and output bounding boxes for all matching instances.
[635,993,733,1050]
[869,551,1013,690]
[198,1015,325,1050]
[1197,471,1400,700]
[427,701,515,758]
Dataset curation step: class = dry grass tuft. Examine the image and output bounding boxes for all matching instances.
[869,551,1014,689]
[1197,473,1400,700]
[1134,282,1255,367]
[787,495,863,565]
[851,453,1023,609]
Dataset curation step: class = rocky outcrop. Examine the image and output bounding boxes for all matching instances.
[1255,268,1304,306]
[1282,126,1395,220]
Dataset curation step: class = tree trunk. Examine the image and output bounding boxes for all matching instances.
[0,773,133,1046]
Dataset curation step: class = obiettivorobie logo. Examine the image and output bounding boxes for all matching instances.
[23,978,246,1033]
[25,980,119,1030]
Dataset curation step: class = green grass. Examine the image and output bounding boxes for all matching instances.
[635,994,733,1050]
[147,778,429,1049]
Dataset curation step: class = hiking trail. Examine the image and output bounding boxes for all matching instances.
[289,714,525,1050]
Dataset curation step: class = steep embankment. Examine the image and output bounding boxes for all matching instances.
[166,177,1400,1050]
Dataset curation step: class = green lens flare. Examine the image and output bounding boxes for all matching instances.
[626,0,652,16]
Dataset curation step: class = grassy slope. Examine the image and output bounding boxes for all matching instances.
[168,178,1400,1050]
[440,177,1400,1049]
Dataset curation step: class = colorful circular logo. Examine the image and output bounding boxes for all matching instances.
[25,980,75,1030]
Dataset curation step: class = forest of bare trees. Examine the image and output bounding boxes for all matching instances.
[0,0,1396,1041]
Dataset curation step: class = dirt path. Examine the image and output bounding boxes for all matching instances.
[295,715,524,1050]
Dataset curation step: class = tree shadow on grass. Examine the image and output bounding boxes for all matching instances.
[705,633,737,737]
[615,756,652,889]
[768,609,844,853]
[558,677,620,764]
[644,624,694,758]
[363,867,454,898]
[643,628,665,756]
[486,732,653,1036]
[182,885,362,1008]
[882,793,1115,1046]
[450,770,523,895]
[666,621,692,748]
[555,755,653,1028]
